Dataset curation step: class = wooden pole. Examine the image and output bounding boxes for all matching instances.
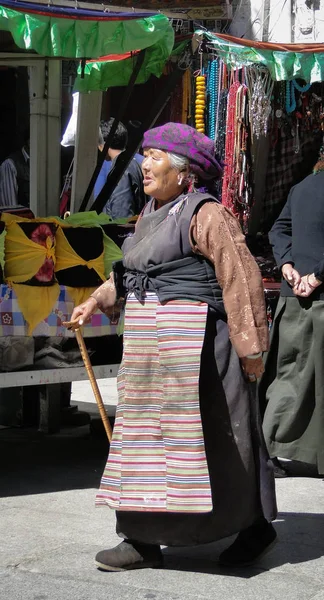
[63,321,113,442]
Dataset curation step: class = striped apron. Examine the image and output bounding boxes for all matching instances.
[96,292,212,513]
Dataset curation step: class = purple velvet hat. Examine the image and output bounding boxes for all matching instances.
[142,123,223,180]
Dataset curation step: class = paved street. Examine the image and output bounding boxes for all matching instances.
[0,380,323,600]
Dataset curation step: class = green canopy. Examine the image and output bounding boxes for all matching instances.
[199,30,324,83]
[0,3,174,60]
[74,39,189,93]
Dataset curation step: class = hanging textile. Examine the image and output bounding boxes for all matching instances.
[0,284,119,338]
[60,211,124,277]
[3,219,57,284]
[262,128,323,231]
[259,77,324,230]
[0,2,174,60]
[198,30,324,84]
[0,210,130,332]
[64,286,98,311]
[55,227,105,282]
[2,215,60,333]
[102,235,124,277]
[55,226,107,309]
[74,38,189,93]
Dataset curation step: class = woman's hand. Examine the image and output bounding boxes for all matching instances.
[293,273,322,298]
[70,296,98,327]
[240,355,264,383]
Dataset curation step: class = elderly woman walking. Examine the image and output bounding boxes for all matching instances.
[71,123,277,571]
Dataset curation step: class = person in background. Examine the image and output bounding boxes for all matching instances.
[70,122,277,573]
[0,135,30,207]
[259,147,324,478]
[97,119,144,185]
[95,118,146,219]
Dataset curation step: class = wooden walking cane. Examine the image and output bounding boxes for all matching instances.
[63,320,113,443]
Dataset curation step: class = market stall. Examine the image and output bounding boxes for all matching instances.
[194,31,324,232]
[3,10,324,432]
[164,31,324,225]
[0,0,177,431]
[164,31,324,327]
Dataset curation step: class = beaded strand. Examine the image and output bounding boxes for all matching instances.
[292,79,311,93]
[222,81,241,213]
[215,85,228,201]
[207,59,219,140]
[215,60,223,144]
[195,75,206,133]
[286,79,312,114]
[221,78,252,226]
[286,81,297,114]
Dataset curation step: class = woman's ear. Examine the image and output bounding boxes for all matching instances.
[177,167,190,187]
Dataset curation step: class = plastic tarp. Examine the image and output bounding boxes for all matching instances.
[0,0,174,59]
[199,30,324,83]
[74,38,189,93]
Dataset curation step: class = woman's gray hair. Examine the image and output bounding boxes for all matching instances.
[167,151,190,173]
[167,151,196,189]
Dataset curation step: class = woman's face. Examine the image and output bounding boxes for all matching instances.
[142,148,187,204]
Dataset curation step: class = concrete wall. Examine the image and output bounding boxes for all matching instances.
[230,0,324,42]
[230,0,264,40]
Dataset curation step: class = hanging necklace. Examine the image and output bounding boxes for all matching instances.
[195,74,206,134]
[286,81,296,114]
[246,67,274,138]
[214,60,223,144]
[292,79,311,93]
[215,88,228,162]
[222,80,240,213]
[285,79,311,114]
[207,59,219,140]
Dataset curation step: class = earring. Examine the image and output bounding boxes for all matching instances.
[178,176,183,186]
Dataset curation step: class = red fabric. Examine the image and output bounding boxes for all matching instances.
[87,51,140,64]
[217,33,324,54]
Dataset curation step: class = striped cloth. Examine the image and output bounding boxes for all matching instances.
[96,292,213,513]
[0,147,29,207]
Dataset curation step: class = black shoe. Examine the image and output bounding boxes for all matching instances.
[219,518,277,567]
[95,540,163,572]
